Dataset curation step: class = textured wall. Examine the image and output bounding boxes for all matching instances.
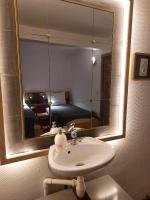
[0,0,150,200]
[0,0,23,152]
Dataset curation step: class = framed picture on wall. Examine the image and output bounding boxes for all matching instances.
[133,53,150,80]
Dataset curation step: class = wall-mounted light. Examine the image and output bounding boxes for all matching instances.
[92,56,96,65]
[91,8,97,66]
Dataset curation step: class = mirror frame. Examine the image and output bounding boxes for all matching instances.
[0,0,134,164]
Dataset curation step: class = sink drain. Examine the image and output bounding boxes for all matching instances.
[75,162,85,167]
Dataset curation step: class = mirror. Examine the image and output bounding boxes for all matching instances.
[0,0,133,163]
[17,0,113,139]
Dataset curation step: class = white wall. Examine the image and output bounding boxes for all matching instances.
[21,41,102,117]
[21,40,50,91]
[21,41,71,92]
[49,45,71,92]
[1,0,150,200]
[70,48,103,116]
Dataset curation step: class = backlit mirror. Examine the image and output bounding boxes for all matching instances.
[0,0,133,163]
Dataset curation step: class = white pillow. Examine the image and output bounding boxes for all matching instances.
[51,92,66,105]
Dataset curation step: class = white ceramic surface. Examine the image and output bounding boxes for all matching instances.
[48,137,115,177]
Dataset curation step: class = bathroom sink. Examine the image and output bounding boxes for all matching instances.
[48,137,115,177]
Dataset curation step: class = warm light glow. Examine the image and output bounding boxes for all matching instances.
[113,0,129,5]
[6,147,35,158]
[23,96,26,106]
[92,56,96,65]
[107,138,124,149]
[6,147,47,159]
[51,99,55,105]
[118,0,130,132]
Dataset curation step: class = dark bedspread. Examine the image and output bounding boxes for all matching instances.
[51,104,97,127]
[24,105,35,138]
[24,105,35,118]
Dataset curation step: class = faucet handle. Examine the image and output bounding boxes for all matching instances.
[70,122,75,127]
[71,129,77,139]
[68,122,76,132]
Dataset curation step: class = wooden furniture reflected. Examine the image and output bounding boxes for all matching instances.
[100,53,112,126]
[31,103,51,132]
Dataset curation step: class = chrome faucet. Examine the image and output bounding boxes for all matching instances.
[68,122,80,145]
[68,122,75,132]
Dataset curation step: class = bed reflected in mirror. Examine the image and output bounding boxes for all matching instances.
[17,0,113,139]
[21,43,111,138]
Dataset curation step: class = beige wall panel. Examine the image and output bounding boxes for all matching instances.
[0,0,16,31]
[0,30,18,74]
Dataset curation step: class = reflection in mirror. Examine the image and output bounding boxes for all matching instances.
[17,0,114,139]
[91,8,113,129]
[92,52,112,128]
[49,44,92,130]
[20,38,51,138]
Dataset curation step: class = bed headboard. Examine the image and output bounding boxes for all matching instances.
[24,91,48,105]
[24,91,70,104]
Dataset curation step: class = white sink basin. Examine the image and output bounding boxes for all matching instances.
[48,137,115,177]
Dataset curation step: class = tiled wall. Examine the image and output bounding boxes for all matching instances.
[0,0,150,200]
